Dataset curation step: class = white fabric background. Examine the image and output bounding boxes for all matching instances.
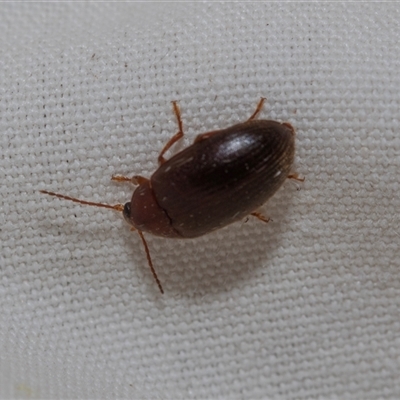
[1,3,399,399]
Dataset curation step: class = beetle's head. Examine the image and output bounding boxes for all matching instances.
[123,181,181,238]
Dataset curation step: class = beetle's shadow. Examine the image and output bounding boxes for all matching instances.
[142,186,299,297]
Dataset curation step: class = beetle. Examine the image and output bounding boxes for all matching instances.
[40,98,303,293]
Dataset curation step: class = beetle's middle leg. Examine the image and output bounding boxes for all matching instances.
[158,101,185,165]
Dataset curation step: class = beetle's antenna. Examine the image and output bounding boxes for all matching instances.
[40,190,124,212]
[40,190,164,294]
[137,230,164,294]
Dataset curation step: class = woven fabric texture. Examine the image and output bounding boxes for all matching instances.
[1,3,399,399]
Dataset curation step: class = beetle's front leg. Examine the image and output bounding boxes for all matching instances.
[111,175,149,185]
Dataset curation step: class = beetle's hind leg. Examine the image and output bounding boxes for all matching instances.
[247,97,266,121]
[158,101,185,165]
[287,173,305,182]
[251,211,270,224]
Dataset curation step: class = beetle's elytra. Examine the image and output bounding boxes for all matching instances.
[40,98,303,294]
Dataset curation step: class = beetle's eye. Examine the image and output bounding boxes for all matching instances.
[123,202,131,220]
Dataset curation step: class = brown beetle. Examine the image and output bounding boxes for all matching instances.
[41,98,303,293]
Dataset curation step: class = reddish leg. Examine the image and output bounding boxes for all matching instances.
[158,101,184,165]
[288,173,305,182]
[111,175,148,185]
[251,211,270,224]
[247,97,266,121]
